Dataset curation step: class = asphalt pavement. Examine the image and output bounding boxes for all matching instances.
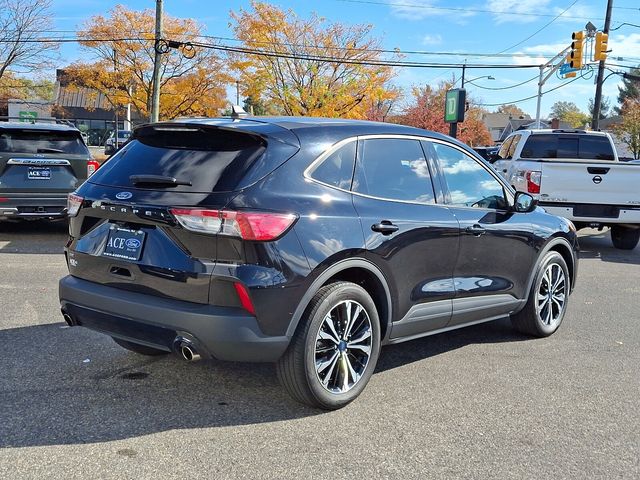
[0,222,638,479]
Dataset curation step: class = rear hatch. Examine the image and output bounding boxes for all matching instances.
[68,120,299,304]
[0,127,90,194]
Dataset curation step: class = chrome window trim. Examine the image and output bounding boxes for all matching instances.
[303,134,440,206]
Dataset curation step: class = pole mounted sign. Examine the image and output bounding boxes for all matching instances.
[444,89,466,123]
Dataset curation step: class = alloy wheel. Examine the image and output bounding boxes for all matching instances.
[536,263,566,327]
[314,300,373,394]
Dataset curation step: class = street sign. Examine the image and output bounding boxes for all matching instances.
[18,111,38,122]
[444,89,466,123]
[559,63,578,75]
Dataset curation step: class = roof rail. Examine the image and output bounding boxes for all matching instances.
[550,129,587,134]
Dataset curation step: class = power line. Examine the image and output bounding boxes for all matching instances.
[495,0,581,55]
[475,75,581,107]
[466,74,540,90]
[190,40,544,69]
[335,0,602,21]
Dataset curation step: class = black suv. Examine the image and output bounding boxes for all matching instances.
[59,118,578,409]
[0,122,92,221]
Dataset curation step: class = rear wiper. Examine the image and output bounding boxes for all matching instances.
[129,174,192,187]
[37,148,65,153]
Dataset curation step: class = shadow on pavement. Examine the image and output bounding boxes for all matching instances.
[0,317,527,448]
[0,220,68,254]
[578,229,640,266]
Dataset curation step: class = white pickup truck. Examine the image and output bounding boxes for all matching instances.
[490,129,640,250]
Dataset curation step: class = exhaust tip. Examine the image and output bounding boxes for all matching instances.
[180,344,201,362]
[62,311,74,326]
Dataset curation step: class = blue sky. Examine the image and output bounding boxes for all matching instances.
[51,0,640,117]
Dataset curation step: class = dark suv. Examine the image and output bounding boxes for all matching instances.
[59,118,578,409]
[0,122,92,221]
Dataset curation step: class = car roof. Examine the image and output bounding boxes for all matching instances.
[0,121,81,132]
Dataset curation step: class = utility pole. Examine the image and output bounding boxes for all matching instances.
[591,0,613,130]
[150,0,163,123]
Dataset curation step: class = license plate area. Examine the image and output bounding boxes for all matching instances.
[102,227,146,261]
[27,166,51,180]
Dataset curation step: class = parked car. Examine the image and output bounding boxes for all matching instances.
[473,145,500,161]
[104,130,131,155]
[491,129,640,250]
[0,122,93,221]
[59,118,578,409]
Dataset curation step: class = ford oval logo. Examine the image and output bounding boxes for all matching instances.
[115,191,133,200]
[125,238,141,249]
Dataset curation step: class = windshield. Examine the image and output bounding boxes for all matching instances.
[0,129,88,155]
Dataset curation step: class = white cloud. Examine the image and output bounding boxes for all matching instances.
[422,34,442,46]
[390,0,475,22]
[487,0,552,24]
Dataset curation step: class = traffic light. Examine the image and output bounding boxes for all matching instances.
[570,31,584,69]
[594,32,609,62]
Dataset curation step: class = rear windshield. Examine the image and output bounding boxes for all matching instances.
[0,128,88,154]
[88,126,268,193]
[521,134,615,160]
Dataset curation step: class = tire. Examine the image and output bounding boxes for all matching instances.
[112,337,168,356]
[277,281,381,410]
[511,251,570,337]
[611,226,640,250]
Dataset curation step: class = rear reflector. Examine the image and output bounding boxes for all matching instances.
[234,282,256,315]
[67,193,83,217]
[525,171,542,194]
[170,208,297,240]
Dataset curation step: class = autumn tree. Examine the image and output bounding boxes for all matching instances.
[230,1,400,118]
[614,100,640,159]
[496,103,528,118]
[549,101,589,128]
[616,66,640,113]
[0,0,58,83]
[588,96,610,120]
[399,82,492,147]
[64,5,229,120]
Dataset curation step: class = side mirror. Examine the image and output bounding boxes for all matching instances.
[513,191,537,213]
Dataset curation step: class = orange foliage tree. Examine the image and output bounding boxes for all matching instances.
[398,82,492,146]
[229,1,400,118]
[64,5,229,120]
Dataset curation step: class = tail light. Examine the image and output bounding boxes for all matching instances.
[169,208,297,241]
[67,193,84,217]
[87,160,100,176]
[525,171,542,194]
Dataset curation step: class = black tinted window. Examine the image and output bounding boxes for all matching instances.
[310,141,356,190]
[89,126,267,193]
[521,134,614,160]
[353,139,435,203]
[579,135,615,160]
[0,129,88,154]
[433,143,507,209]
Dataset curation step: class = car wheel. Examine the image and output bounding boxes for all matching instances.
[611,226,640,250]
[511,251,570,337]
[277,281,381,410]
[112,337,168,356]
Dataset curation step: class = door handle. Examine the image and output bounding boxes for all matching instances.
[371,220,399,235]
[465,224,486,236]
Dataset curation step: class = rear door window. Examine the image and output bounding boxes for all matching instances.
[309,141,356,190]
[353,138,435,204]
[88,126,268,193]
[0,129,88,155]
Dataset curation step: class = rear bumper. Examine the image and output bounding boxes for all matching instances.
[59,275,290,362]
[540,203,640,226]
[0,194,68,219]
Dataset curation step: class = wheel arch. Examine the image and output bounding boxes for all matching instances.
[287,258,393,342]
[526,236,577,297]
